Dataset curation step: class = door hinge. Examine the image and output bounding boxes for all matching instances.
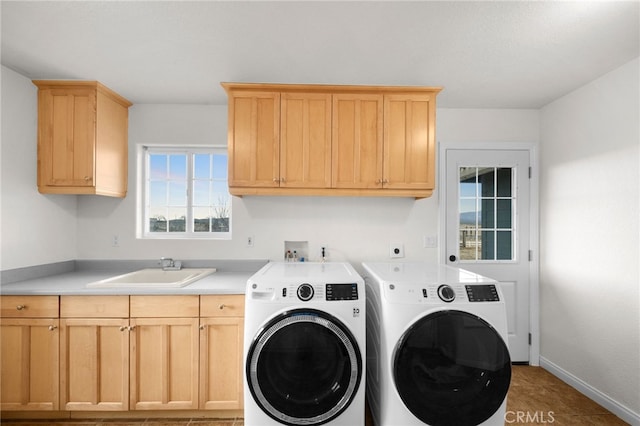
[528,333,532,345]
[528,166,532,179]
[528,250,533,261]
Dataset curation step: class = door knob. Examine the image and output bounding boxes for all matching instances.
[449,255,457,262]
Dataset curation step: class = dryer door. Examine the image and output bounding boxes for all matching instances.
[393,310,511,426]
[246,308,362,426]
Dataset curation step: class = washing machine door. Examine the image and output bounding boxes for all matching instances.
[246,308,362,426]
[393,310,511,426]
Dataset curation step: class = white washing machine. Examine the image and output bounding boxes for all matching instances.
[244,262,366,426]
[362,262,511,426]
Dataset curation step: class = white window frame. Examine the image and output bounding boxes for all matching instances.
[138,145,231,240]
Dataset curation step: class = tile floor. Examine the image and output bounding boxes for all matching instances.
[0,366,629,425]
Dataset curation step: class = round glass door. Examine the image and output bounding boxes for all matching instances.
[246,309,362,426]
[393,310,511,426]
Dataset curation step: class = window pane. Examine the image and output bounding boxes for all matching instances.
[149,155,167,179]
[193,180,210,206]
[481,199,494,229]
[149,181,167,206]
[497,231,512,260]
[481,230,494,260]
[169,155,187,179]
[497,168,512,197]
[497,199,512,229]
[168,181,186,206]
[213,154,228,179]
[194,154,211,179]
[479,167,495,197]
[167,207,186,232]
[193,207,211,232]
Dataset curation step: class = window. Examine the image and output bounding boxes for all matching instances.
[458,166,516,261]
[141,147,231,239]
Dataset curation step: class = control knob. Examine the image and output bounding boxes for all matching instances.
[437,285,456,303]
[297,283,314,301]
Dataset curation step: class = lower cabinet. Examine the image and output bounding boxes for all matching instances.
[1,294,245,415]
[0,296,60,411]
[129,295,200,410]
[59,296,129,411]
[199,295,244,410]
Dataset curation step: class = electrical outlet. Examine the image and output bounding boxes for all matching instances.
[112,235,119,247]
[389,243,404,258]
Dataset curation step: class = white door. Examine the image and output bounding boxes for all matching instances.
[445,148,531,362]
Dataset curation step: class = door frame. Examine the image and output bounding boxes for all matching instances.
[438,141,540,365]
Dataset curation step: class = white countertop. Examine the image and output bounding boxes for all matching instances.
[0,260,268,295]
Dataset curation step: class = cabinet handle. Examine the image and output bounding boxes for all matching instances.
[119,326,127,332]
[383,179,389,184]
[128,326,136,331]
[218,304,226,310]
[375,179,382,184]
[48,325,57,331]
[280,177,286,183]
[84,176,92,182]
[273,178,279,183]
[16,305,25,311]
[199,325,206,330]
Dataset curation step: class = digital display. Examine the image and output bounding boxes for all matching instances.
[465,284,500,302]
[326,283,358,301]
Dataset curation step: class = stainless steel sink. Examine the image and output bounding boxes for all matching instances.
[86,268,216,288]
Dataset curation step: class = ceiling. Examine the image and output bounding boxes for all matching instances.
[2,1,638,108]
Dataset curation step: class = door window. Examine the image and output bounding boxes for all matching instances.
[459,167,516,261]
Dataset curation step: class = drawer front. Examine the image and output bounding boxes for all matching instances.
[130,295,199,317]
[0,295,59,317]
[200,294,245,317]
[60,295,129,318]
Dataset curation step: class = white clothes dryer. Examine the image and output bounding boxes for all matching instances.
[362,262,511,426]
[244,262,366,426]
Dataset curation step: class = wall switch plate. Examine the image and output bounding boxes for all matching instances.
[423,235,437,248]
[390,243,404,258]
[247,236,254,247]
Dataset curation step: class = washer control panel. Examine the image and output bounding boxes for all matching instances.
[276,282,358,301]
[383,282,500,304]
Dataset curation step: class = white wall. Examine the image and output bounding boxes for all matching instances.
[0,66,77,270]
[74,105,538,266]
[540,58,639,415]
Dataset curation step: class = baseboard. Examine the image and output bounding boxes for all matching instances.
[540,356,639,425]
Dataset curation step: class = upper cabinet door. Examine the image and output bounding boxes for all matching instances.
[383,93,436,190]
[227,91,280,188]
[332,94,383,189]
[38,88,96,189]
[280,93,332,188]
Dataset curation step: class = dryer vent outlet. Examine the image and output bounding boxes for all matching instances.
[389,243,404,258]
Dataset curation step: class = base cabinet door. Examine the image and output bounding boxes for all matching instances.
[60,318,130,410]
[0,319,59,411]
[199,316,244,410]
[129,317,199,410]
[199,295,244,410]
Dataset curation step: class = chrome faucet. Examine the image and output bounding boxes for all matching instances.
[160,257,182,271]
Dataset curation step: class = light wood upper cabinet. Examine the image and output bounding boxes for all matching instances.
[383,93,437,190]
[226,90,280,188]
[33,80,132,197]
[281,93,332,188]
[222,83,441,198]
[0,296,59,411]
[332,94,384,189]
